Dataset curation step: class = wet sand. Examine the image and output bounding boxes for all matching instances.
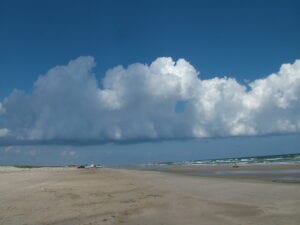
[157,164,300,182]
[0,165,300,225]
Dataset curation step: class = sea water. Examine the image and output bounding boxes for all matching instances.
[139,153,300,183]
[150,153,300,167]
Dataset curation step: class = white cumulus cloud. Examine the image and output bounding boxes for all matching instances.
[0,128,10,138]
[0,56,300,142]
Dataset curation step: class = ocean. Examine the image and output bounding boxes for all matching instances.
[144,153,300,167]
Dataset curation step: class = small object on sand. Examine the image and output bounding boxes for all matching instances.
[232,163,239,168]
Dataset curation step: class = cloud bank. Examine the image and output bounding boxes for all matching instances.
[0,56,300,143]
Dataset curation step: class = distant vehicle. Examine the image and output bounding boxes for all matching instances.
[86,164,95,168]
[77,164,103,169]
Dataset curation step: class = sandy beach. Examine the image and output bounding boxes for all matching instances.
[0,165,299,225]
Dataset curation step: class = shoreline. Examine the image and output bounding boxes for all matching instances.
[141,163,300,183]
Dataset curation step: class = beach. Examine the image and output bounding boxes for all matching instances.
[0,165,300,225]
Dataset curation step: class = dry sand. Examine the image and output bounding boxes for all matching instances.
[0,166,299,225]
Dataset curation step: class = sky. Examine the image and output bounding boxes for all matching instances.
[0,0,300,165]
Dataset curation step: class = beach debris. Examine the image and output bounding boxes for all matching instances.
[232,163,239,168]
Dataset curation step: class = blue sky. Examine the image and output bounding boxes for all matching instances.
[0,0,300,165]
[1,0,300,99]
